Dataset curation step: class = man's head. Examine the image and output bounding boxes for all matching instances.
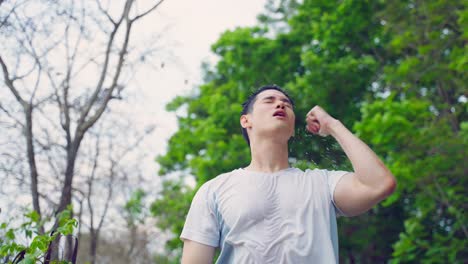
[240,85,295,146]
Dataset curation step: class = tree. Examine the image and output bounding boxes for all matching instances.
[1,0,165,261]
[354,0,467,262]
[76,121,155,264]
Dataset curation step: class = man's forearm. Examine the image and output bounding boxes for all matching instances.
[329,119,396,193]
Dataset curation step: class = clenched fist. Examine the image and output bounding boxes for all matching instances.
[305,106,339,137]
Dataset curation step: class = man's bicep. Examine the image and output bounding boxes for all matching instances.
[333,172,382,217]
[181,239,216,264]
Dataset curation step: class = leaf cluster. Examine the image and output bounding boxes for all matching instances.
[1,206,78,264]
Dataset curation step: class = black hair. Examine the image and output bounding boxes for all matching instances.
[241,85,295,146]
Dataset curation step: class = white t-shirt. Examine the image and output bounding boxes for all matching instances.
[181,167,349,263]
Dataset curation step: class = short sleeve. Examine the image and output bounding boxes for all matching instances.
[180,182,220,247]
[324,170,350,217]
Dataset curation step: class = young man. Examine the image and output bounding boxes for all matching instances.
[180,85,396,263]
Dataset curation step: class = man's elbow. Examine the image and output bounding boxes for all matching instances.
[380,173,397,199]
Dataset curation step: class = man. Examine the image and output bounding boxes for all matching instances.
[180,85,396,263]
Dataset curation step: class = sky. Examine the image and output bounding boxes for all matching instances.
[127,0,267,186]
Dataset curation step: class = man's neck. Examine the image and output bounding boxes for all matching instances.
[245,138,290,173]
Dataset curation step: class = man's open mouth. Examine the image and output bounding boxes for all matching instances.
[273,110,286,117]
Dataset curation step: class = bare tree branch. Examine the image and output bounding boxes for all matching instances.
[95,0,116,25]
[131,0,165,22]
[10,63,37,83]
[0,55,26,105]
[78,5,134,136]
[0,102,25,128]
[0,0,26,28]
[76,3,128,130]
[87,133,100,237]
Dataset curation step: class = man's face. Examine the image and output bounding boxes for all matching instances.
[241,89,296,143]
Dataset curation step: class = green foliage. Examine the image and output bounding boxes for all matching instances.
[152,0,467,262]
[355,97,467,262]
[0,206,78,264]
[124,188,147,227]
[362,1,467,261]
[150,181,193,257]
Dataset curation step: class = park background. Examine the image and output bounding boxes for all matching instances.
[0,0,466,263]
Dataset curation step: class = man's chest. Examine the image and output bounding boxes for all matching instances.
[214,176,329,228]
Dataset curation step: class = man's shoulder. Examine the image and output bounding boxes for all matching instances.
[295,167,324,176]
[301,167,343,176]
[198,168,241,190]
[217,168,242,179]
[291,167,332,183]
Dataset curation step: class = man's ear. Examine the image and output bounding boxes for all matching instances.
[240,114,251,129]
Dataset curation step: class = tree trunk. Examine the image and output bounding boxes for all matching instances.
[90,230,98,264]
[51,140,81,261]
[24,105,44,234]
[57,146,78,214]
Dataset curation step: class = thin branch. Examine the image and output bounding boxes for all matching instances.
[12,9,42,69]
[76,196,84,245]
[131,0,165,22]
[38,191,59,208]
[0,102,25,128]
[45,148,61,180]
[66,1,85,84]
[35,101,63,134]
[0,0,26,28]
[61,1,83,146]
[29,68,43,105]
[97,159,115,231]
[95,0,116,25]
[11,63,37,83]
[87,132,101,233]
[0,55,26,106]
[76,16,123,132]
[78,3,135,135]
[32,93,55,108]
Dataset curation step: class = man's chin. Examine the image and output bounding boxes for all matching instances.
[259,129,294,141]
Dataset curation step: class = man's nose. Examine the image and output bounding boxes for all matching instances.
[276,102,285,109]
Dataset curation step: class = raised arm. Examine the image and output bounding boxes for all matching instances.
[181,239,216,264]
[306,106,397,216]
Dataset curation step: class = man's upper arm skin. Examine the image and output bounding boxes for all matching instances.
[333,172,386,217]
[181,239,216,264]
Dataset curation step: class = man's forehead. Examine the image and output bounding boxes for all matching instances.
[257,89,289,100]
